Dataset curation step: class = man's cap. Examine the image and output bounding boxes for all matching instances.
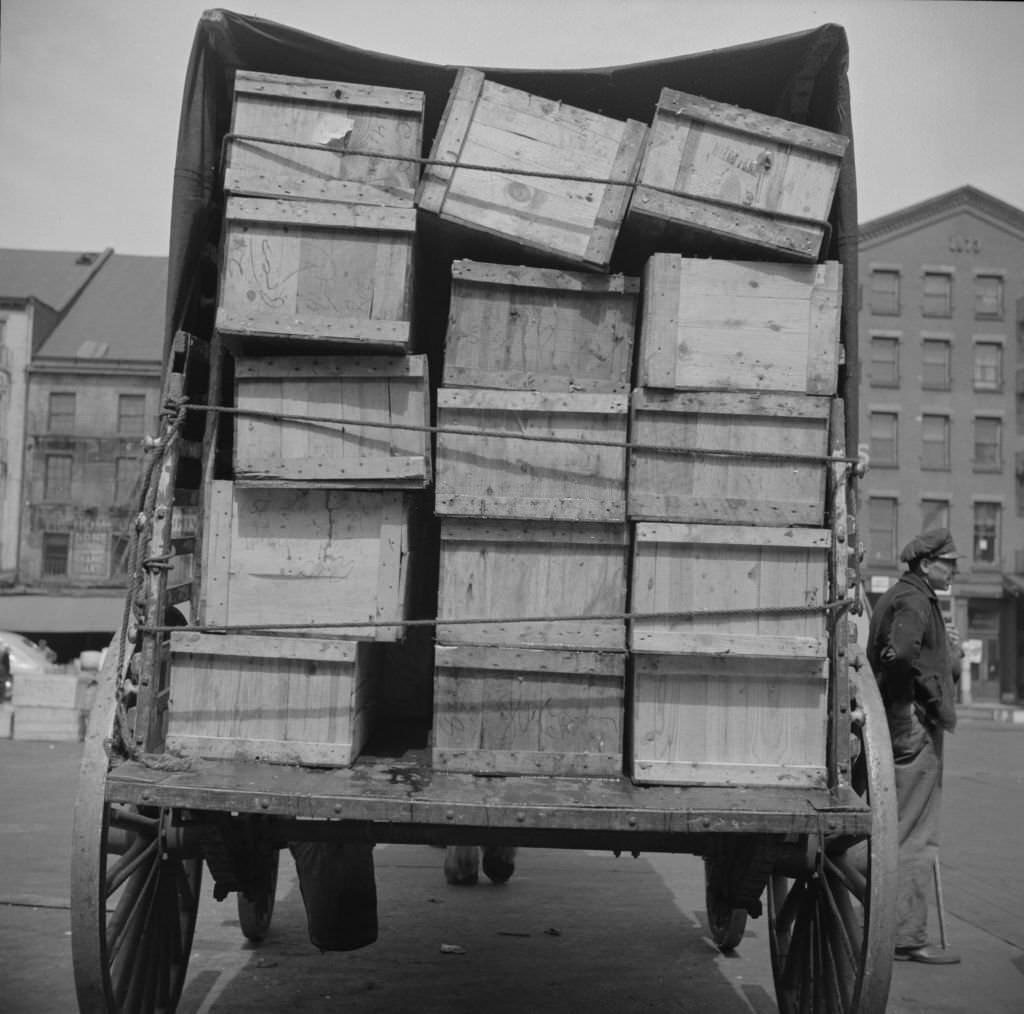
[899,527,963,563]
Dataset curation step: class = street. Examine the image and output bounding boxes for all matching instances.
[1,716,1022,1013]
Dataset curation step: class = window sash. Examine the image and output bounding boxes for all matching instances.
[868,497,898,564]
[117,395,147,435]
[42,533,70,577]
[921,415,950,469]
[869,412,898,465]
[922,272,953,317]
[870,337,899,385]
[921,340,951,389]
[973,417,1002,468]
[47,392,76,432]
[870,270,900,314]
[921,499,950,532]
[975,275,1003,318]
[973,502,1000,563]
[44,454,73,500]
[973,343,1002,390]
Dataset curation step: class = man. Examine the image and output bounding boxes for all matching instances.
[867,527,962,965]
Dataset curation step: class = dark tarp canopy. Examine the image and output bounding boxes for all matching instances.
[164,9,858,434]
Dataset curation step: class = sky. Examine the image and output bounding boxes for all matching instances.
[2,0,1023,257]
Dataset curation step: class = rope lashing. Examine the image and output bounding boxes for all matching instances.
[220,132,832,231]
[143,598,851,636]
[183,402,861,467]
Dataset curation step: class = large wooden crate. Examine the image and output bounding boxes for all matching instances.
[12,672,92,742]
[432,644,624,776]
[225,71,424,204]
[443,260,639,392]
[234,354,431,487]
[630,522,831,656]
[217,196,415,353]
[201,481,414,640]
[628,88,849,261]
[416,68,647,270]
[638,255,842,395]
[167,631,378,766]
[632,653,827,787]
[437,518,629,650]
[436,388,627,521]
[628,390,831,525]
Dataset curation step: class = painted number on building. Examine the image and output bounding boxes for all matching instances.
[948,234,981,254]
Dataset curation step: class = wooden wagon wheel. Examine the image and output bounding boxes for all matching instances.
[237,847,280,943]
[71,644,203,1013]
[703,857,748,951]
[766,664,898,1013]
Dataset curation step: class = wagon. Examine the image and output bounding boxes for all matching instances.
[70,12,897,1013]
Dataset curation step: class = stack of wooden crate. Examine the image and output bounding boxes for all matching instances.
[167,71,430,766]
[413,71,849,787]
[628,254,843,787]
[430,260,639,776]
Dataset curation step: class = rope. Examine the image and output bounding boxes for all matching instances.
[221,132,832,231]
[144,599,850,636]
[184,402,861,467]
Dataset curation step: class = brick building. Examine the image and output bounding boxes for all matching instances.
[857,185,1024,704]
[0,251,165,657]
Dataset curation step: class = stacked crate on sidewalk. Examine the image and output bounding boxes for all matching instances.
[168,72,428,766]
[431,260,639,775]
[628,253,843,788]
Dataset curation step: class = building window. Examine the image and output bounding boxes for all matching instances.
[44,454,73,500]
[870,335,900,386]
[975,274,1004,320]
[921,414,950,470]
[115,455,139,506]
[47,392,76,432]
[869,269,900,315]
[42,532,70,577]
[922,271,953,317]
[117,394,147,436]
[921,498,950,533]
[109,533,131,577]
[868,497,899,565]
[973,416,1002,471]
[973,502,1000,564]
[921,338,951,390]
[973,342,1003,391]
[869,411,899,466]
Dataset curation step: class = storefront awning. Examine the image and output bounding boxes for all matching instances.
[0,594,126,633]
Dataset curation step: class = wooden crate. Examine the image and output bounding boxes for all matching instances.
[437,518,629,650]
[416,68,647,270]
[628,390,831,525]
[628,88,849,261]
[201,482,413,640]
[436,388,627,521]
[630,522,831,656]
[225,71,424,204]
[217,196,415,353]
[432,644,624,776]
[632,653,827,787]
[167,631,377,766]
[638,255,841,395]
[234,354,431,487]
[444,260,639,392]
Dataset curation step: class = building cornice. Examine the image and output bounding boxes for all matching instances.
[27,358,161,377]
[859,185,1024,247]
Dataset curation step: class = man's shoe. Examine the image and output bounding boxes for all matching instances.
[894,944,961,965]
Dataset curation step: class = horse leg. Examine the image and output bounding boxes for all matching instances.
[444,844,480,885]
